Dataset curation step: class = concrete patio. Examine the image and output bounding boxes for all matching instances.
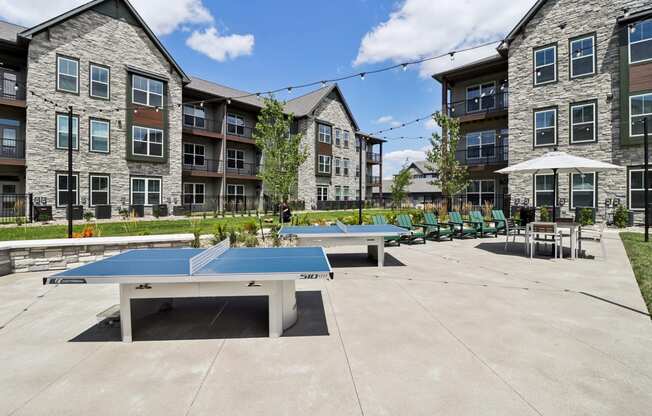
[0,231,651,415]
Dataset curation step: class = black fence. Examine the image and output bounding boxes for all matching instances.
[446,91,509,118]
[0,194,32,224]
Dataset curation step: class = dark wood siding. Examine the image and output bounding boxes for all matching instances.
[629,62,652,92]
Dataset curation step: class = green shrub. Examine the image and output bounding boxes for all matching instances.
[83,211,94,222]
[578,208,594,226]
[540,206,551,222]
[244,234,259,247]
[243,221,259,235]
[229,229,238,245]
[214,223,228,243]
[614,205,629,228]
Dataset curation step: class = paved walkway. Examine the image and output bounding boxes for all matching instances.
[0,231,651,415]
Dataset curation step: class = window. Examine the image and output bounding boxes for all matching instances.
[343,158,350,176]
[343,186,350,201]
[571,172,596,208]
[90,175,109,206]
[90,119,109,153]
[226,184,245,205]
[0,119,18,157]
[318,155,331,173]
[629,18,652,64]
[227,113,245,136]
[534,174,555,207]
[466,82,496,112]
[570,102,596,143]
[466,180,494,205]
[335,185,342,201]
[629,169,652,210]
[317,186,328,201]
[90,64,109,99]
[183,143,205,166]
[335,128,341,146]
[132,126,163,157]
[318,124,332,144]
[570,35,595,77]
[466,131,495,160]
[131,177,161,205]
[56,173,79,207]
[343,131,350,148]
[334,157,341,175]
[2,71,17,99]
[56,114,79,150]
[183,105,205,129]
[534,45,556,85]
[355,164,360,178]
[630,93,652,137]
[183,183,205,205]
[132,74,163,107]
[534,108,557,146]
[227,149,244,169]
[57,56,78,93]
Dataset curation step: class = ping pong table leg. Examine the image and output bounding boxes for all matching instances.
[119,284,133,343]
[376,236,384,268]
[268,281,283,338]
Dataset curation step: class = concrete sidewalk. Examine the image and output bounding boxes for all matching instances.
[0,232,650,415]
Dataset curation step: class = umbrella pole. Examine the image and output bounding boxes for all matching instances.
[552,168,557,222]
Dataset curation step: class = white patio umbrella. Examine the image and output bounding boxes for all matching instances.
[495,151,623,220]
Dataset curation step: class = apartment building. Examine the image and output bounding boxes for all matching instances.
[376,161,441,206]
[434,0,652,221]
[0,0,383,220]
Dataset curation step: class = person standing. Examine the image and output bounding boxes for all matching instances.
[280,202,292,223]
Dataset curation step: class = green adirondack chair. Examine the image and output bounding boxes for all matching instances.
[371,214,401,246]
[491,209,508,235]
[448,211,477,238]
[469,211,498,237]
[417,212,454,241]
[396,214,426,244]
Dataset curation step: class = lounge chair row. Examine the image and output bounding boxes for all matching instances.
[372,210,509,246]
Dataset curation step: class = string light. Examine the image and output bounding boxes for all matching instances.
[402,64,408,71]
[360,73,366,80]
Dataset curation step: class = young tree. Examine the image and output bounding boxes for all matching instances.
[253,97,308,205]
[425,112,469,196]
[391,163,413,208]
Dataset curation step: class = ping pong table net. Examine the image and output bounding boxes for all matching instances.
[189,239,230,275]
[335,220,348,233]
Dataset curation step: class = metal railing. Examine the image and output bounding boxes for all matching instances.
[0,193,32,223]
[456,143,508,166]
[366,152,381,163]
[366,175,381,186]
[447,91,508,118]
[226,124,254,139]
[0,69,25,101]
[183,158,222,173]
[0,138,25,159]
[225,162,260,177]
[183,116,221,133]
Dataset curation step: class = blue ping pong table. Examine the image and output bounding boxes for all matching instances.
[44,240,332,342]
[279,221,408,267]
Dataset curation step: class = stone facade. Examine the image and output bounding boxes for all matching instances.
[24,8,183,219]
[297,90,363,209]
[507,0,649,220]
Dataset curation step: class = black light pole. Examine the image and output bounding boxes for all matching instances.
[358,137,364,225]
[552,167,557,222]
[644,116,649,242]
[67,105,73,238]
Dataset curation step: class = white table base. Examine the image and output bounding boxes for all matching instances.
[293,236,385,268]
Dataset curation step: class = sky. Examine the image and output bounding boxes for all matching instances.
[0,0,536,178]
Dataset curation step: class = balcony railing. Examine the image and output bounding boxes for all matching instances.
[226,124,254,139]
[366,152,381,163]
[183,116,222,134]
[456,143,508,166]
[447,91,508,118]
[225,162,260,177]
[0,69,25,101]
[366,175,381,186]
[183,158,222,173]
[0,138,25,159]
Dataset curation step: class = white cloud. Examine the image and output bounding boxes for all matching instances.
[186,26,254,62]
[374,115,401,127]
[382,145,431,178]
[354,0,535,77]
[0,0,213,35]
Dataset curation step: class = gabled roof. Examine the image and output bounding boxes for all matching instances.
[409,161,436,174]
[186,77,265,108]
[0,20,26,44]
[284,84,359,130]
[499,0,548,49]
[18,0,189,82]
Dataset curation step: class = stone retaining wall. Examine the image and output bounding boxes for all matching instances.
[0,234,209,276]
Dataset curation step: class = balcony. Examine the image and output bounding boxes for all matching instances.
[0,69,26,106]
[366,175,381,186]
[226,124,255,144]
[183,159,222,177]
[447,91,508,120]
[366,152,381,164]
[0,138,25,162]
[456,143,508,167]
[225,162,260,178]
[183,116,222,139]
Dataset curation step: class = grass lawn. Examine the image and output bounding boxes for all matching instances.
[620,232,652,315]
[0,209,401,241]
